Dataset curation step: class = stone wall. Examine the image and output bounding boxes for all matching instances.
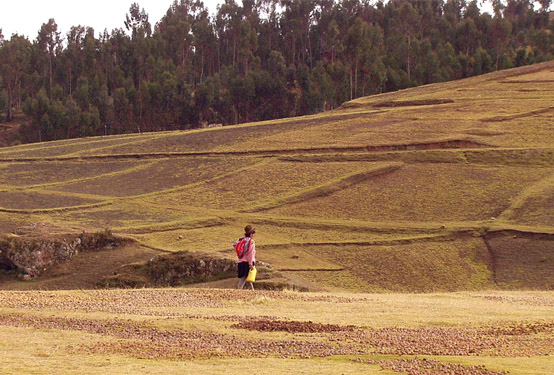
[103,251,236,288]
[0,230,125,277]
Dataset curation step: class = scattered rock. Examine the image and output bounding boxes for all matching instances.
[291,254,300,259]
[355,357,508,375]
[0,313,354,360]
[232,319,358,333]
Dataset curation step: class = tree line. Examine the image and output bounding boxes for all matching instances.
[0,0,552,143]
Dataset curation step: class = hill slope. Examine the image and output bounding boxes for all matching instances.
[1,62,554,291]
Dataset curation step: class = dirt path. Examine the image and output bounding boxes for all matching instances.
[0,244,161,290]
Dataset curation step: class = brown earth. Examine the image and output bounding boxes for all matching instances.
[232,319,358,333]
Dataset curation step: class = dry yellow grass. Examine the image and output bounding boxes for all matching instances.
[0,289,553,374]
[267,163,552,223]
[1,61,554,294]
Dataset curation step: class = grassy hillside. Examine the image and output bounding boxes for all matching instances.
[1,62,554,292]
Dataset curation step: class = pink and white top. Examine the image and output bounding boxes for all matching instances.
[237,238,256,265]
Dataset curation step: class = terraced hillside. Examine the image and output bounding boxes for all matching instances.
[1,62,554,291]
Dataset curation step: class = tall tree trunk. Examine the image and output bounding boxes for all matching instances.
[354,57,358,99]
[292,36,296,65]
[496,42,504,70]
[233,35,237,66]
[349,67,353,100]
[407,37,411,80]
[49,54,53,98]
[201,51,205,81]
[6,87,13,122]
[217,39,221,72]
[308,31,313,69]
[69,68,72,96]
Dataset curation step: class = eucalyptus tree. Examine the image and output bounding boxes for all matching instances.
[37,19,62,98]
[390,1,421,81]
[0,35,32,121]
[64,26,87,96]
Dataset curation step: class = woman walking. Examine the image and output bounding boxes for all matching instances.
[236,225,256,290]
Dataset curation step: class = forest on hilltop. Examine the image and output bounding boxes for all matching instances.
[0,0,553,144]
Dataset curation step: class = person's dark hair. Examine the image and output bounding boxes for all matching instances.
[244,224,256,237]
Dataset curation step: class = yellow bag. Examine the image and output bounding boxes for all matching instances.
[246,266,257,283]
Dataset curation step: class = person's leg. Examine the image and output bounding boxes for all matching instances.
[248,282,254,290]
[237,276,247,289]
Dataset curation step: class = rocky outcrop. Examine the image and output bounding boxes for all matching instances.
[0,230,125,277]
[102,251,236,288]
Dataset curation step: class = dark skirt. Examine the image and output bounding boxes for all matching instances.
[237,261,250,278]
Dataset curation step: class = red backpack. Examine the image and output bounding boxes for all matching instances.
[234,237,251,258]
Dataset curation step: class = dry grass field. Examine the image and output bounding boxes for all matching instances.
[0,289,553,374]
[0,62,554,373]
[0,62,553,290]
[0,63,552,289]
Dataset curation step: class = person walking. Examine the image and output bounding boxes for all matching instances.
[236,225,256,290]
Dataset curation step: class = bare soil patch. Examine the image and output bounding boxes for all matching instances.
[232,319,358,333]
